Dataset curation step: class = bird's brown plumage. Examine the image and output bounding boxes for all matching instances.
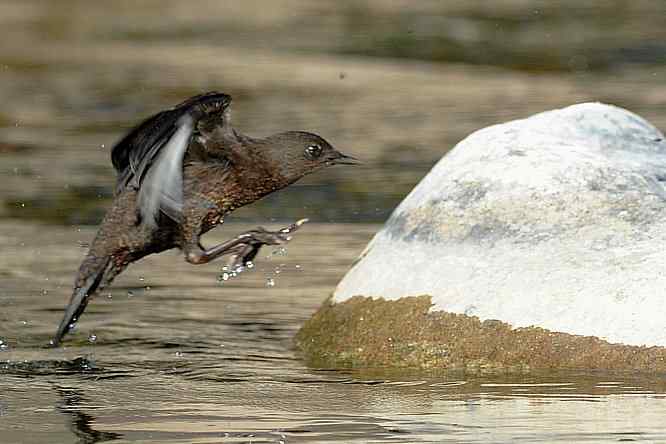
[52,91,356,346]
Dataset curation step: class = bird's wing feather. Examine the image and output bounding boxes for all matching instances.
[137,115,192,227]
[109,91,233,227]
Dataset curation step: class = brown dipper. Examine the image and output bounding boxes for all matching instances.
[52,91,357,346]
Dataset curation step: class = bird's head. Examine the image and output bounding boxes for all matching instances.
[263,131,358,182]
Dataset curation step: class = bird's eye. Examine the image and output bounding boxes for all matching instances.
[304,144,322,159]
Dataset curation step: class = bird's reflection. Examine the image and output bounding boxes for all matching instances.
[55,387,121,444]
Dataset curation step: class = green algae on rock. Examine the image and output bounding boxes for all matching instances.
[296,296,666,372]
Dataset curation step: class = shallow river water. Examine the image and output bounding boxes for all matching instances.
[2,1,666,442]
[2,222,666,443]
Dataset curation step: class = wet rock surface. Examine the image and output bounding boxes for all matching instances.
[297,296,666,372]
[332,103,666,349]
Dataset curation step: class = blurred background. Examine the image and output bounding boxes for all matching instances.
[1,0,665,226]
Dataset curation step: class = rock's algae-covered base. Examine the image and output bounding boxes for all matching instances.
[296,296,666,372]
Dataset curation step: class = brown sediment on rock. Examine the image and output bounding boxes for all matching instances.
[295,295,666,372]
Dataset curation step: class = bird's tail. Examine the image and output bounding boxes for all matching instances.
[52,255,119,347]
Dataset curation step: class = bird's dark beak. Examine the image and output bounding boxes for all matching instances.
[331,152,361,166]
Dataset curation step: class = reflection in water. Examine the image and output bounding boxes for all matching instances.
[56,387,122,444]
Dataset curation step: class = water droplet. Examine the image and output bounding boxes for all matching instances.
[88,334,97,343]
[127,290,134,298]
[246,261,254,269]
[20,320,27,326]
[40,289,48,296]
[175,351,183,358]
[20,202,25,208]
[144,286,151,291]
[220,272,230,281]
[295,264,301,270]
[139,276,145,282]
[266,278,275,288]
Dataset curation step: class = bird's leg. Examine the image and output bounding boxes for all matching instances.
[184,219,307,266]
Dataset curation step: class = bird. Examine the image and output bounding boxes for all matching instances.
[51,91,358,346]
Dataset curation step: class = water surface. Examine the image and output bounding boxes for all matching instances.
[2,222,666,443]
[2,1,666,442]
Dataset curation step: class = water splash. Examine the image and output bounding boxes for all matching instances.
[217,262,253,284]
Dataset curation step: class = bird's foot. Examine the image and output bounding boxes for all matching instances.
[226,218,308,269]
[239,218,308,245]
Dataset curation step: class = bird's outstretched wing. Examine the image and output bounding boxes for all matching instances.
[110,91,232,227]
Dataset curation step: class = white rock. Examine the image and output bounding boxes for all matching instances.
[335,103,666,347]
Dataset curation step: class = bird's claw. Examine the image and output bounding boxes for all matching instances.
[226,218,308,270]
[247,218,308,245]
[280,218,309,234]
[226,244,259,271]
